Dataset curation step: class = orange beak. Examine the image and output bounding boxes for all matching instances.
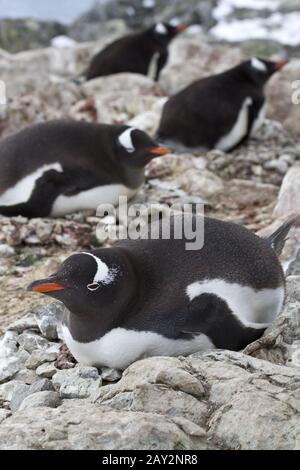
[275,59,289,70]
[176,24,188,33]
[29,281,65,294]
[150,146,172,156]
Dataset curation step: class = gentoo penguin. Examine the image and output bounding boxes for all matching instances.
[157,57,288,152]
[28,215,295,370]
[86,23,187,82]
[0,120,170,218]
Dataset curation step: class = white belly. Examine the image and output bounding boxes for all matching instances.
[51,184,137,217]
[186,278,284,329]
[62,325,215,370]
[216,97,252,151]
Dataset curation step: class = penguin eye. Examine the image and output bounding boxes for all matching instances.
[87,282,101,292]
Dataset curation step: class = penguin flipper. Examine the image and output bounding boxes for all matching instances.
[179,293,266,350]
[266,216,299,256]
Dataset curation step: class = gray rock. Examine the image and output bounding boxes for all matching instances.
[35,303,64,340]
[0,244,15,258]
[10,383,30,413]
[10,379,54,412]
[19,391,60,411]
[264,159,288,175]
[0,409,11,424]
[100,367,122,382]
[53,365,102,399]
[273,165,300,217]
[0,332,19,384]
[25,344,60,370]
[36,362,58,379]
[18,331,49,354]
[7,316,39,334]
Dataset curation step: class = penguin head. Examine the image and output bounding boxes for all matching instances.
[149,22,187,45]
[116,126,172,167]
[241,57,288,85]
[28,250,136,318]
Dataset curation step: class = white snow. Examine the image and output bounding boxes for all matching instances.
[211,12,300,46]
[51,35,76,48]
[213,0,279,20]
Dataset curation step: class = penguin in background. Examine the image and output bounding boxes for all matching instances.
[86,22,187,82]
[157,57,288,152]
[28,214,296,370]
[0,120,171,218]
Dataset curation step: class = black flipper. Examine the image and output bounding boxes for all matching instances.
[266,216,299,256]
[179,293,266,351]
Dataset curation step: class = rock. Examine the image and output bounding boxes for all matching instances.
[82,73,162,98]
[52,365,102,399]
[36,363,58,379]
[1,351,300,449]
[18,391,60,411]
[34,302,64,340]
[18,331,49,354]
[7,316,39,334]
[9,384,30,413]
[267,60,300,137]
[0,400,209,450]
[100,368,122,382]
[10,379,54,412]
[0,244,15,258]
[0,331,19,384]
[0,409,11,424]
[264,159,289,175]
[25,344,60,370]
[273,165,300,217]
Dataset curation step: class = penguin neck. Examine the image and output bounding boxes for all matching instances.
[120,163,145,189]
[63,248,139,342]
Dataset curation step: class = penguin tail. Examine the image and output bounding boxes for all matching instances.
[266,215,299,256]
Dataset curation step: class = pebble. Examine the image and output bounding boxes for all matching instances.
[0,244,15,258]
[36,362,58,379]
[53,366,102,399]
[264,159,288,175]
[19,391,61,411]
[25,344,60,370]
[18,331,49,354]
[101,368,122,382]
[35,303,64,341]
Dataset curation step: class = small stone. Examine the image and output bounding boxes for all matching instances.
[18,331,49,354]
[17,348,30,365]
[53,365,102,399]
[0,380,24,402]
[35,303,64,340]
[0,244,15,258]
[29,378,54,394]
[264,159,288,175]
[25,344,60,370]
[19,391,61,411]
[7,316,39,334]
[10,384,30,412]
[101,367,122,382]
[36,363,57,379]
[14,369,38,385]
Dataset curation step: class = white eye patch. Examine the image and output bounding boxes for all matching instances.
[155,23,168,35]
[81,252,116,286]
[118,127,137,153]
[251,58,267,72]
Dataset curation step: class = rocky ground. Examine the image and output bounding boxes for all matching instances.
[0,26,300,449]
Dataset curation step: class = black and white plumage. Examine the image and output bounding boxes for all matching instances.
[28,215,294,370]
[0,120,170,218]
[157,58,288,152]
[86,23,187,82]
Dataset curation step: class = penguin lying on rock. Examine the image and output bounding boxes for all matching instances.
[0,120,170,218]
[28,215,296,370]
[157,58,288,152]
[86,22,187,82]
